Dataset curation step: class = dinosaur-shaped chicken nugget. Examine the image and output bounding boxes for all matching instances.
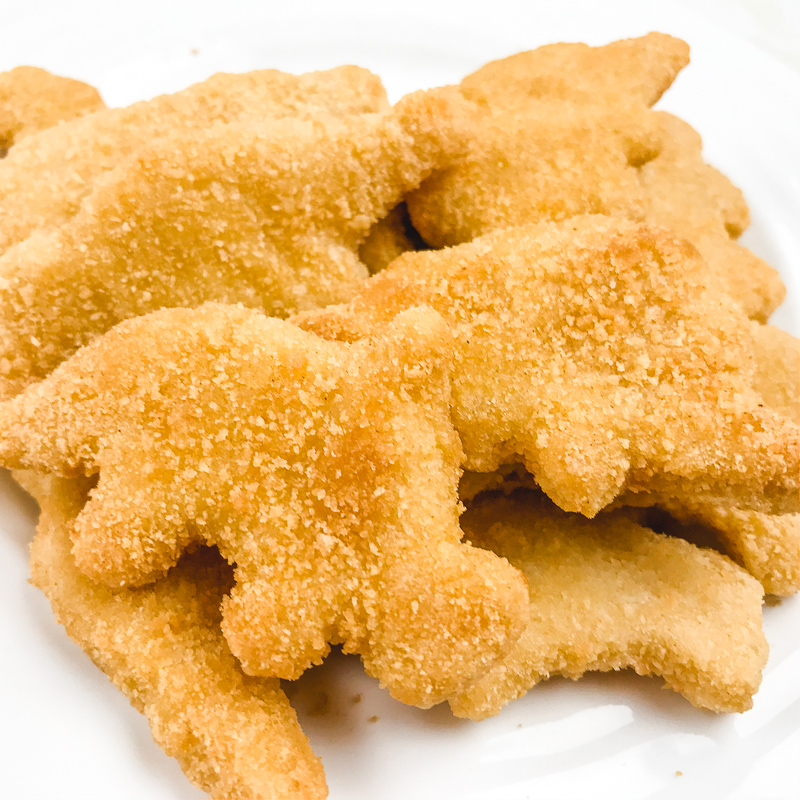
[0,65,387,252]
[406,34,689,248]
[294,216,799,518]
[461,462,799,597]
[456,32,689,110]
[406,35,780,321]
[0,303,528,708]
[450,491,768,720]
[0,88,466,398]
[21,472,328,800]
[0,66,104,156]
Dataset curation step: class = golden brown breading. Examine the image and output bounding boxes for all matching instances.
[295,216,799,518]
[459,326,800,595]
[0,303,528,707]
[657,502,798,597]
[457,32,690,110]
[751,323,800,423]
[406,34,689,248]
[640,112,784,321]
[450,491,768,720]
[0,88,467,399]
[0,66,104,156]
[462,463,799,597]
[21,472,328,800]
[622,326,798,594]
[359,203,424,274]
[0,66,387,253]
[657,326,799,595]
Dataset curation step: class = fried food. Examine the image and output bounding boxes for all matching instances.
[462,463,799,597]
[21,471,328,800]
[359,203,425,274]
[751,323,800,422]
[406,34,689,247]
[405,35,781,321]
[0,303,528,707]
[450,491,768,720]
[456,32,689,110]
[653,325,799,594]
[0,88,466,399]
[658,502,798,597]
[0,37,795,798]
[460,324,800,595]
[0,65,387,253]
[640,112,784,320]
[295,216,799,518]
[0,66,104,156]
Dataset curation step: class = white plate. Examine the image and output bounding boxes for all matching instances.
[0,2,798,799]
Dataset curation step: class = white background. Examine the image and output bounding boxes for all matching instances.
[0,2,798,799]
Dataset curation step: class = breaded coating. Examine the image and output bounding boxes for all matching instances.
[462,463,799,597]
[657,326,799,595]
[658,502,798,597]
[359,203,424,274]
[0,66,104,156]
[22,472,328,800]
[0,303,528,707]
[751,323,800,423]
[640,112,784,321]
[0,65,387,253]
[406,34,689,247]
[457,32,690,110]
[295,216,799,518]
[0,88,467,399]
[450,491,768,720]
[460,327,799,595]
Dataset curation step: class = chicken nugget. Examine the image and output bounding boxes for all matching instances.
[0,88,467,398]
[0,303,528,708]
[295,216,799,518]
[656,502,798,597]
[450,491,768,720]
[0,66,104,156]
[457,32,689,110]
[21,471,327,800]
[0,65,387,253]
[751,323,800,422]
[406,34,689,247]
[406,34,780,320]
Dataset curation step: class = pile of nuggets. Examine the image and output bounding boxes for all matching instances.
[0,32,798,799]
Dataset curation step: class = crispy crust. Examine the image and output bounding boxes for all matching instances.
[0,87,469,399]
[459,325,799,595]
[0,66,387,252]
[0,66,104,155]
[407,34,689,247]
[21,471,328,800]
[450,491,768,720]
[640,112,785,320]
[0,303,528,707]
[295,217,800,518]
